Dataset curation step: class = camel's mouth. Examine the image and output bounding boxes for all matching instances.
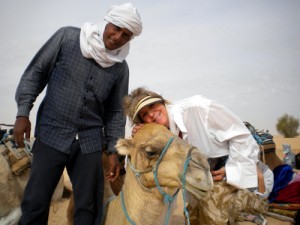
[184,183,210,199]
[180,169,213,200]
[179,147,214,200]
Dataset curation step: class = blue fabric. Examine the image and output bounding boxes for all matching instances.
[268,164,294,203]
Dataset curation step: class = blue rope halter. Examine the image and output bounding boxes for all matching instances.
[122,137,193,225]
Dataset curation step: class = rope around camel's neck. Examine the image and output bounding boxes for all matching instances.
[118,164,177,225]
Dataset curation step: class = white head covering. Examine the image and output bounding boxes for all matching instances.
[104,3,143,37]
[80,3,142,68]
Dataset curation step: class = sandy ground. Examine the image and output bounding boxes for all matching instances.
[48,135,300,225]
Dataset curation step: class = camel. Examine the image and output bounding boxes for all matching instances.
[104,123,213,225]
[69,123,214,225]
[0,137,64,225]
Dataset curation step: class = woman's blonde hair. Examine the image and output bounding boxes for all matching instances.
[123,87,169,124]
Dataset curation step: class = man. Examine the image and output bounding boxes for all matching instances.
[13,3,142,225]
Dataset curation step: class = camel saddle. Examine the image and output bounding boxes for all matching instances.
[0,138,32,176]
[244,121,284,170]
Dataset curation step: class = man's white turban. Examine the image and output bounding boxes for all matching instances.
[104,3,143,37]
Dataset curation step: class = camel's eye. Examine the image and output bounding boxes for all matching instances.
[144,146,158,159]
[146,151,157,158]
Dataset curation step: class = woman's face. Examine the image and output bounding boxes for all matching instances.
[138,102,170,128]
[103,23,133,50]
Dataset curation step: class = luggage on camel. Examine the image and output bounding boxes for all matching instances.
[243,121,283,171]
[244,121,275,151]
[244,122,299,224]
[0,130,32,176]
[282,144,296,168]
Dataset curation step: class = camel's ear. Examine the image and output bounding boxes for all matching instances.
[115,138,134,156]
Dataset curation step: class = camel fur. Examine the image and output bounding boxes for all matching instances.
[0,141,64,225]
[103,123,213,225]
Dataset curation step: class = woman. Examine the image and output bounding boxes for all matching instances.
[123,87,268,225]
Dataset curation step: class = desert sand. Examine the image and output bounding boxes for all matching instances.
[48,135,300,225]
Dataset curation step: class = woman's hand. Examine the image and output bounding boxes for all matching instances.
[131,123,144,137]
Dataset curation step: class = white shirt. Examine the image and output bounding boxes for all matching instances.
[170,95,259,189]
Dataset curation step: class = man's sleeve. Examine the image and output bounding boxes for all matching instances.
[103,63,129,154]
[15,27,66,117]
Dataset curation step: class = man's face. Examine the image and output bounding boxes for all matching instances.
[138,103,170,128]
[103,23,133,50]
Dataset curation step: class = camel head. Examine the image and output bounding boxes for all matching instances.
[115,123,213,200]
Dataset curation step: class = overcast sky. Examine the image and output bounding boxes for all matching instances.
[0,0,299,136]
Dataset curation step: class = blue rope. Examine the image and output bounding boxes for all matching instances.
[120,136,193,225]
[252,133,264,145]
[126,157,153,192]
[104,195,116,213]
[164,190,179,225]
[0,133,9,144]
[121,191,136,225]
[127,157,152,177]
[153,137,175,203]
[182,154,192,225]
[152,137,185,225]
[152,137,194,225]
[23,140,33,153]
[101,195,116,225]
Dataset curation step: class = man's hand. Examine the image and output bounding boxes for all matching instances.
[13,116,31,148]
[105,153,121,182]
[211,166,226,181]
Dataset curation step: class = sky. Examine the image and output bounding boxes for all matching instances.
[0,0,299,136]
